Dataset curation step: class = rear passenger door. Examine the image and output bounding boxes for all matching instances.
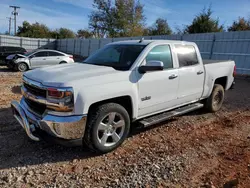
[47,51,65,65]
[175,44,205,104]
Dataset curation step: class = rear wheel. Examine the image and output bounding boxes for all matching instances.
[204,84,225,112]
[84,103,130,154]
[17,62,28,72]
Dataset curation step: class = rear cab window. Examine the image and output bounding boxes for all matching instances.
[175,44,199,67]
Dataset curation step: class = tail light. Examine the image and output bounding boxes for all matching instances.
[233,65,236,77]
[69,55,74,59]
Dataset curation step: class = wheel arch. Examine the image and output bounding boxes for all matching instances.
[214,76,228,89]
[207,76,228,97]
[87,96,134,121]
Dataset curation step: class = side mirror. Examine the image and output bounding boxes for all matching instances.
[29,55,35,59]
[138,61,164,74]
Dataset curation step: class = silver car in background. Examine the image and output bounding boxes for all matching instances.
[6,49,74,72]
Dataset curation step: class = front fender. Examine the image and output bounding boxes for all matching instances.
[73,81,138,119]
[15,58,31,69]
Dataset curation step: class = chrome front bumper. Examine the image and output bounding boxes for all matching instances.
[11,98,87,142]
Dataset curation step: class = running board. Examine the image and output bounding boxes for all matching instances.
[139,103,204,127]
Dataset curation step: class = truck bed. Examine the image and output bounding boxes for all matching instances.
[203,59,231,65]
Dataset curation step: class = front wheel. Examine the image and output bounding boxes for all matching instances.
[84,103,130,154]
[204,84,225,112]
[17,62,28,72]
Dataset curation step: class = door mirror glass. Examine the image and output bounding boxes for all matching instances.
[138,61,164,74]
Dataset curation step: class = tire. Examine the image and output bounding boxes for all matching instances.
[204,84,225,112]
[84,103,130,154]
[17,62,28,72]
[59,61,67,64]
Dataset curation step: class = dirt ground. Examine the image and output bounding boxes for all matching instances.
[0,65,249,188]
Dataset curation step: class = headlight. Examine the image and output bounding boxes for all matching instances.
[47,88,72,99]
[46,87,74,112]
[47,88,73,99]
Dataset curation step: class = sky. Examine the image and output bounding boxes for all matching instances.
[0,0,250,34]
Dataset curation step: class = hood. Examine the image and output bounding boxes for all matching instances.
[24,63,128,87]
[6,54,26,60]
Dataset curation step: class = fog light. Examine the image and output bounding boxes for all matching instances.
[53,123,61,135]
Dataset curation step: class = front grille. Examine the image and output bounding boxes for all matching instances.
[23,83,47,98]
[25,98,46,116]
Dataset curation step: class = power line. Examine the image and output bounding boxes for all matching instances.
[9,5,20,36]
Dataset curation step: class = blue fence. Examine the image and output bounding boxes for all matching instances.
[1,32,250,75]
[57,31,250,75]
[0,35,56,51]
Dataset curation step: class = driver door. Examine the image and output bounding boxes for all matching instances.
[30,51,48,68]
[137,44,179,117]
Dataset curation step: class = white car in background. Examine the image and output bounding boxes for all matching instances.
[6,49,74,72]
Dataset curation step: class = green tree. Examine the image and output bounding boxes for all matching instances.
[89,0,115,38]
[50,30,59,39]
[185,7,223,34]
[57,28,76,39]
[77,29,93,38]
[89,0,145,37]
[17,21,52,38]
[17,21,76,39]
[146,18,172,36]
[228,17,250,31]
[115,0,145,37]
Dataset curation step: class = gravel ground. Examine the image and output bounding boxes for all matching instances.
[0,66,249,188]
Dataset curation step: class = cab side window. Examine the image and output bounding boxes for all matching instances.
[33,51,48,57]
[146,45,173,69]
[175,45,199,67]
[48,51,64,56]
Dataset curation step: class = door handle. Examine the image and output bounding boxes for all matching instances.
[197,70,204,75]
[169,74,178,79]
[43,58,46,60]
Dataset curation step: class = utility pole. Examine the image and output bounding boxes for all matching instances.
[9,5,20,36]
[6,17,12,35]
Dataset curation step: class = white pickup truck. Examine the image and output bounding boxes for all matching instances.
[11,39,236,153]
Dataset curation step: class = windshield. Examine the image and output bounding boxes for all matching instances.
[24,50,37,57]
[82,44,146,70]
